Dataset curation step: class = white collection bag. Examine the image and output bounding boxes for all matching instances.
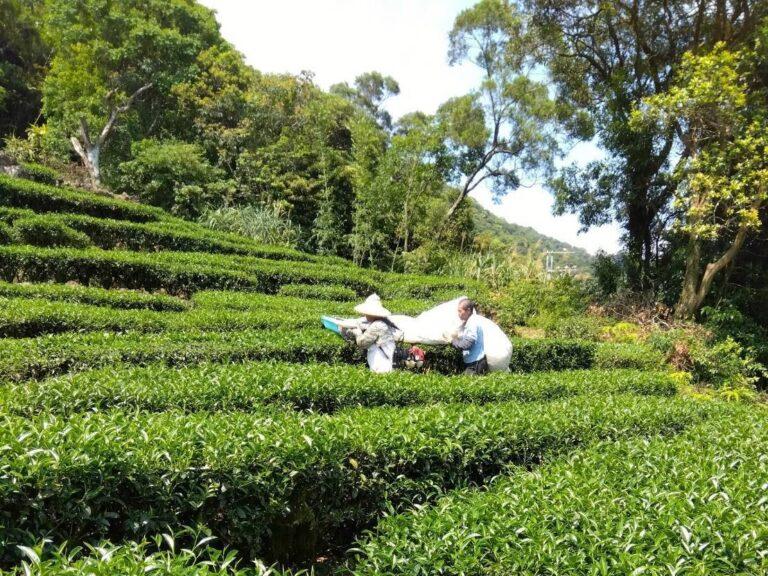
[390,296,512,372]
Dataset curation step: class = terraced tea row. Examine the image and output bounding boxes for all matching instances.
[0,395,721,566]
[2,364,677,415]
[0,173,163,223]
[0,293,439,338]
[0,280,190,311]
[0,246,482,298]
[0,175,322,261]
[349,405,768,575]
[0,325,611,381]
[0,328,351,381]
[0,206,314,262]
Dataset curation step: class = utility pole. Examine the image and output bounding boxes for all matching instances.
[545,250,572,280]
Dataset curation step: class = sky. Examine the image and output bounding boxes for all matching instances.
[197,0,622,254]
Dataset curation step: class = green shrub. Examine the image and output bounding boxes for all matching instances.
[493,277,588,330]
[0,245,280,295]
[0,293,358,338]
[116,139,229,218]
[0,395,717,565]
[601,321,642,343]
[3,365,676,416]
[543,315,604,341]
[199,205,299,248]
[18,162,62,186]
[9,539,265,576]
[690,336,766,389]
[0,221,12,244]
[0,173,162,222]
[416,339,596,376]
[278,283,357,301]
[702,304,768,383]
[0,245,465,298]
[349,404,759,576]
[11,215,93,248]
[594,342,665,370]
[0,281,189,311]
[0,327,356,381]
[59,212,311,261]
[591,249,624,296]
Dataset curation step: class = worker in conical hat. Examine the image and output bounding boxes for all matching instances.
[344,294,401,373]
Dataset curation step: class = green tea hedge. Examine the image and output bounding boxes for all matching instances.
[10,215,93,248]
[0,174,162,223]
[2,365,677,415]
[0,327,356,381]
[58,213,312,261]
[0,281,189,311]
[3,539,265,576]
[595,342,666,370]
[348,404,765,576]
[0,297,344,338]
[0,246,260,294]
[0,395,719,566]
[277,283,357,301]
[0,222,11,245]
[17,162,62,186]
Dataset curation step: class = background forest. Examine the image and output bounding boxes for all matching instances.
[1,0,767,328]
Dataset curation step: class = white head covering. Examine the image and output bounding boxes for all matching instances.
[354,293,391,318]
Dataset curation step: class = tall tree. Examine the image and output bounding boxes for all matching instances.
[349,111,451,269]
[633,44,768,318]
[41,0,223,185]
[530,0,766,291]
[442,0,561,221]
[330,71,400,132]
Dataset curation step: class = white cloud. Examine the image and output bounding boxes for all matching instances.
[198,0,621,254]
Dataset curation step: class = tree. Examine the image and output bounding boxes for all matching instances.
[632,44,768,318]
[171,44,260,174]
[330,71,400,131]
[0,0,49,140]
[41,0,224,186]
[115,138,228,217]
[529,0,766,291]
[349,111,450,269]
[442,0,560,221]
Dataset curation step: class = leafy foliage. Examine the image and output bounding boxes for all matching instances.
[10,215,92,248]
[116,139,230,218]
[0,395,716,565]
[349,404,763,575]
[199,205,298,248]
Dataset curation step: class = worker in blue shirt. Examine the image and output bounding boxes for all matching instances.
[450,298,488,375]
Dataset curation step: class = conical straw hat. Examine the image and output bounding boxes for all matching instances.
[354,293,391,318]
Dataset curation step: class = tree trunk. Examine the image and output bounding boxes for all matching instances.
[69,83,152,188]
[70,132,101,187]
[675,236,703,319]
[675,221,755,319]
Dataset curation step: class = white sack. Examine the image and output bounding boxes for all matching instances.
[391,296,512,372]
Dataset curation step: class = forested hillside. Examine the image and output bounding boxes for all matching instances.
[472,200,593,273]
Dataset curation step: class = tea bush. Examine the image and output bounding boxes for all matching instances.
[0,395,718,565]
[349,404,764,576]
[1,364,677,415]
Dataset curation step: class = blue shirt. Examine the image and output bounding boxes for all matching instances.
[453,314,485,363]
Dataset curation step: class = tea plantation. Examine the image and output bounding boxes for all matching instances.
[0,174,766,575]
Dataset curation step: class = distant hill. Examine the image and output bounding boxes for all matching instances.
[471,200,593,274]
